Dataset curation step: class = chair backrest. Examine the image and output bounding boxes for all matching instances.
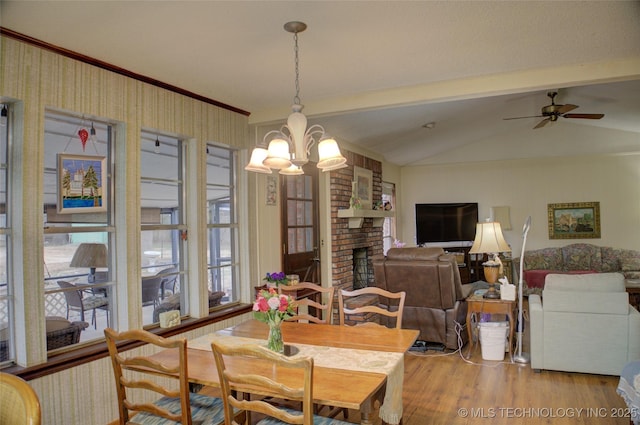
[156,266,179,289]
[141,275,163,305]
[279,282,335,324]
[211,341,314,425]
[338,287,406,329]
[104,328,192,424]
[57,280,84,309]
[0,372,41,425]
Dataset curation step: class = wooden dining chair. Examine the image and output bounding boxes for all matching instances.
[211,341,352,425]
[104,328,227,425]
[0,372,41,425]
[338,287,406,329]
[279,282,335,324]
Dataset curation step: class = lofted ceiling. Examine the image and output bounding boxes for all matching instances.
[2,1,640,166]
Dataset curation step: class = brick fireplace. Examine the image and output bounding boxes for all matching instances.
[329,151,384,295]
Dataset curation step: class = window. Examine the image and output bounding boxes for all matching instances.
[382,182,396,255]
[42,110,115,347]
[206,144,238,305]
[0,104,12,364]
[140,132,185,325]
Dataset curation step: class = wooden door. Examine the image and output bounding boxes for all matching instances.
[281,164,320,283]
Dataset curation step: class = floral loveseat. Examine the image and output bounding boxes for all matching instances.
[514,243,640,295]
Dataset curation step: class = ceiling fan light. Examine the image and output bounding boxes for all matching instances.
[317,137,347,171]
[279,164,304,175]
[244,148,272,174]
[264,138,292,169]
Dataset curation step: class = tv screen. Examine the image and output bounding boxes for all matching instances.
[415,203,478,245]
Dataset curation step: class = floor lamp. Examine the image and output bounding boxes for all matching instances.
[514,216,532,364]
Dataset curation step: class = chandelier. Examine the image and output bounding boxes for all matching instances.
[245,21,347,175]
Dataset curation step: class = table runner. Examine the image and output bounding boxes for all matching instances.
[189,332,404,424]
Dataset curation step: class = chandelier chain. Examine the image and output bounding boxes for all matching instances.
[293,31,301,105]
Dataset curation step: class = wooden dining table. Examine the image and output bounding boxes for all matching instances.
[146,320,418,425]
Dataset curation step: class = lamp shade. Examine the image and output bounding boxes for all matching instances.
[279,164,304,175]
[317,137,347,171]
[264,137,292,169]
[469,222,511,254]
[70,243,108,268]
[245,148,272,174]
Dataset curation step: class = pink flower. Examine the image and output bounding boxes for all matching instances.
[252,288,296,323]
[278,295,289,312]
[267,296,280,310]
[253,296,269,312]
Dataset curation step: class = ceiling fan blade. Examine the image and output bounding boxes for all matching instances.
[557,104,578,114]
[503,115,544,120]
[562,113,605,119]
[533,118,550,129]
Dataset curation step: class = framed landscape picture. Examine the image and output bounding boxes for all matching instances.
[547,201,600,239]
[353,166,373,210]
[57,154,107,214]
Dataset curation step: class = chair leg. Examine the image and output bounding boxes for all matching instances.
[91,308,97,329]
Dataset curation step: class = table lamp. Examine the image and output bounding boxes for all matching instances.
[469,221,511,299]
[70,243,107,283]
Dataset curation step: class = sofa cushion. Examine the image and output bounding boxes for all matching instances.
[621,256,640,272]
[601,246,621,273]
[562,243,603,271]
[545,272,625,292]
[45,316,74,332]
[524,247,563,271]
[543,273,628,315]
[525,270,598,289]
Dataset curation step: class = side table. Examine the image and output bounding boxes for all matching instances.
[466,293,516,360]
[626,279,640,311]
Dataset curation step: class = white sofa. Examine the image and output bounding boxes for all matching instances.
[529,272,640,375]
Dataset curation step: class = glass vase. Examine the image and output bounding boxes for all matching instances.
[267,320,284,353]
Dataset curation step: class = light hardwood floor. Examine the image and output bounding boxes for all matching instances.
[396,347,629,425]
[200,321,631,425]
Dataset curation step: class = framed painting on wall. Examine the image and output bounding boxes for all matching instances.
[353,166,373,210]
[57,154,107,214]
[547,201,600,239]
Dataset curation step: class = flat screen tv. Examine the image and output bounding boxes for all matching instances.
[415,202,478,245]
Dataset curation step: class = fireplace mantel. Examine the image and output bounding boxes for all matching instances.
[337,208,394,228]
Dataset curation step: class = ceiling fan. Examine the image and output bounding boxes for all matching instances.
[503,91,604,129]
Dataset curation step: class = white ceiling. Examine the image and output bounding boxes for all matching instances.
[2,1,640,166]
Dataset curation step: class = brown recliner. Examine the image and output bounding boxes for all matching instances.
[372,247,470,350]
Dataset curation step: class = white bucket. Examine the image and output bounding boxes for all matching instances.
[479,322,508,361]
